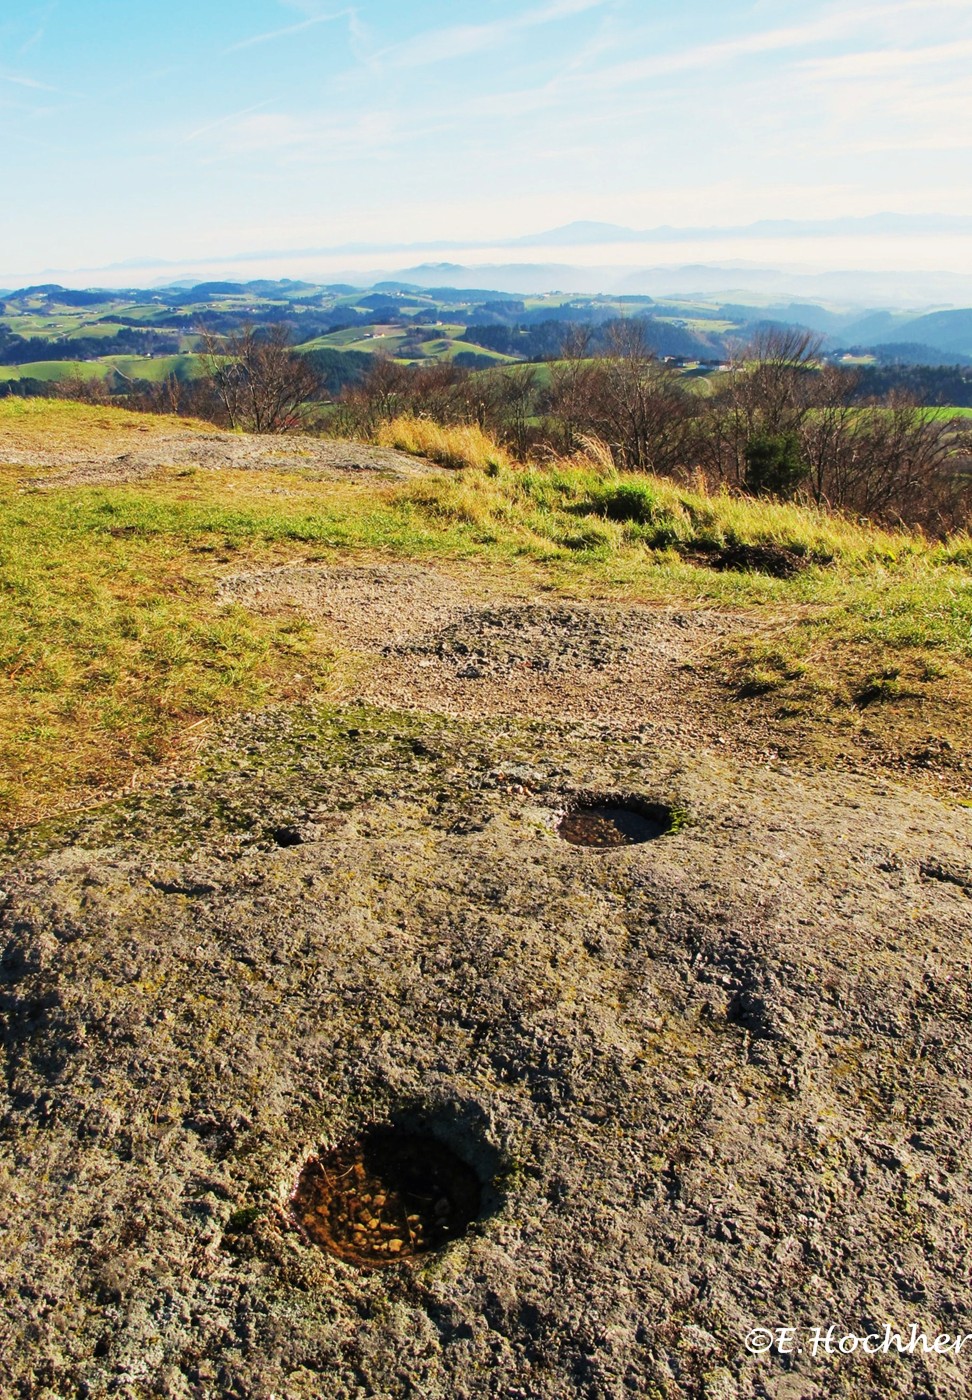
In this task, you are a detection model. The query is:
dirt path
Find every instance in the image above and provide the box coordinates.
[2,422,440,486]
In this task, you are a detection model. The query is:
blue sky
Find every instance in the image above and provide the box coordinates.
[2,0,971,281]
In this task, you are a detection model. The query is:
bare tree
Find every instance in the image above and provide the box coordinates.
[578,321,695,473]
[736,325,822,435]
[407,362,471,424]
[197,322,323,433]
[818,396,966,524]
[698,325,823,488]
[54,368,111,403]
[546,324,597,453]
[494,364,540,459]
[337,353,412,434]
[455,366,509,435]
[799,364,863,506]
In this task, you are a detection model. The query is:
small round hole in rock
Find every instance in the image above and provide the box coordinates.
[557,801,673,848]
[270,826,303,848]
[290,1126,482,1269]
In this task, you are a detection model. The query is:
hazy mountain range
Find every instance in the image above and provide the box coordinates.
[6,213,972,308]
[148,214,972,257]
[362,262,972,309]
[508,215,972,246]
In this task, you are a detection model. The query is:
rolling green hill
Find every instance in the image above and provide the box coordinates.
[2,278,971,411]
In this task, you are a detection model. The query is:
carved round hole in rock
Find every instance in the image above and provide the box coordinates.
[557,800,673,848]
[270,826,303,848]
[290,1125,482,1269]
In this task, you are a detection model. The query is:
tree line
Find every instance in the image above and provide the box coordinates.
[330,323,972,530]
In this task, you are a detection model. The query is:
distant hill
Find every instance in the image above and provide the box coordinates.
[2,276,971,392]
[865,341,972,368]
[876,309,972,358]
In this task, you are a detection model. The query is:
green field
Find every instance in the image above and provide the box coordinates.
[4,316,100,338]
[64,321,149,341]
[0,353,205,384]
[298,324,518,365]
[0,359,109,382]
[658,317,736,333]
[101,353,206,382]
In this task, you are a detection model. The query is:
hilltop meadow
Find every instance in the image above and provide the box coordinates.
[2,394,971,830]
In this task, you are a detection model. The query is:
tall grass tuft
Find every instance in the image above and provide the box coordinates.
[376,415,514,473]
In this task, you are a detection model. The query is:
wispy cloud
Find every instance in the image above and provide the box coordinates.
[799,38,972,80]
[202,104,456,163]
[15,0,56,56]
[785,11,972,156]
[19,27,46,56]
[576,0,972,90]
[370,0,612,71]
[0,69,58,92]
[225,7,355,54]
[185,99,277,143]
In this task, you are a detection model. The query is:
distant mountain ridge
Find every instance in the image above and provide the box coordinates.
[512,214,972,246]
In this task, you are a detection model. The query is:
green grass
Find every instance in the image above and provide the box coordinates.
[400,459,972,639]
[101,353,206,382]
[0,471,344,826]
[0,394,212,444]
[0,353,206,384]
[0,359,109,382]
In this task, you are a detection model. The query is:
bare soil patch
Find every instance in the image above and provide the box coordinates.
[219,561,745,752]
[219,559,972,797]
[710,541,816,578]
[2,426,439,487]
[217,559,494,649]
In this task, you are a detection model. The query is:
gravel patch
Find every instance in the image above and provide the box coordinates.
[5,431,439,488]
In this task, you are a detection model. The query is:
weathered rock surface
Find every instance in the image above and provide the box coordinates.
[9,429,438,488]
[3,700,972,1399]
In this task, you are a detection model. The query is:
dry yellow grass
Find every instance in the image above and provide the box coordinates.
[375,414,515,472]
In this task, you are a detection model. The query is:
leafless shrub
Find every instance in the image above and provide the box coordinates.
[197,322,324,433]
